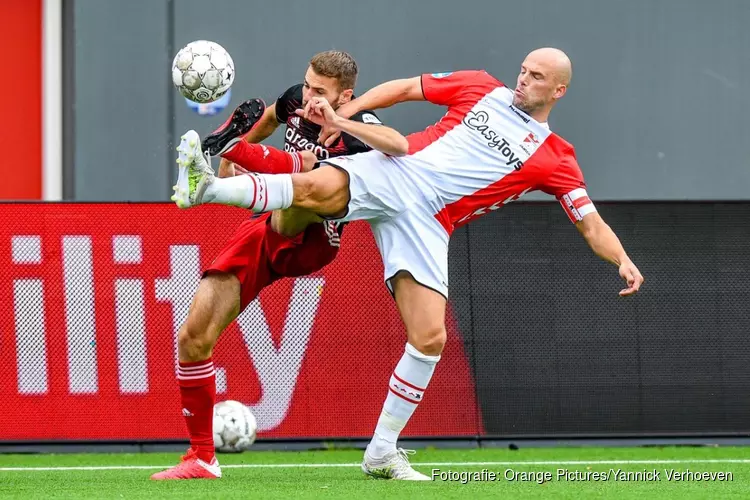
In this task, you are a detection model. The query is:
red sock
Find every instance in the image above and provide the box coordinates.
[177,358,216,462]
[222,142,304,174]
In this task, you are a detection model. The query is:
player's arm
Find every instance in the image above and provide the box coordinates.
[299,97,409,156]
[243,102,280,143]
[319,71,479,145]
[332,116,408,156]
[337,77,425,118]
[545,149,644,296]
[319,78,424,146]
[218,103,280,177]
[575,212,644,296]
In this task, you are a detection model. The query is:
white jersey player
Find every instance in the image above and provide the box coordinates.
[172,47,644,480]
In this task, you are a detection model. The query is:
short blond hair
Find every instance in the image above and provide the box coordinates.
[310,50,358,90]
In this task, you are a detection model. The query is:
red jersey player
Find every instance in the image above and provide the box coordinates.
[152,51,407,480]
[173,48,645,480]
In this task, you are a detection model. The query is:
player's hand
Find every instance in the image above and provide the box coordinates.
[295,97,340,130]
[618,260,644,296]
[319,102,356,146]
[319,126,341,148]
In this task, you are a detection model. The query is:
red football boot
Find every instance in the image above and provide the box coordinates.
[150,448,221,480]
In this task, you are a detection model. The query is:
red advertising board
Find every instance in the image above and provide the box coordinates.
[0,204,482,440]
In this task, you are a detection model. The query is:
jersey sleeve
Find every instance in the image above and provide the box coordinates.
[539,147,598,223]
[421,70,497,107]
[341,109,382,153]
[274,85,300,124]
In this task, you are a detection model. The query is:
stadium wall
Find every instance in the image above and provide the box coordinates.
[1,202,749,444]
[67,0,750,202]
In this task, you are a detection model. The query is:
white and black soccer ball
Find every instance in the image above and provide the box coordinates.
[172,40,235,103]
[212,400,257,453]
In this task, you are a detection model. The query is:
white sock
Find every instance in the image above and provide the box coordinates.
[366,343,440,459]
[203,173,293,211]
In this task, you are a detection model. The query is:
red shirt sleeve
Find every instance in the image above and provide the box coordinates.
[539,146,597,223]
[421,70,500,107]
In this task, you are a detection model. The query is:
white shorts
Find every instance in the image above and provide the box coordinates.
[323,151,449,298]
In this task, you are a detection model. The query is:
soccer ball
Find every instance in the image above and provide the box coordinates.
[172,40,235,103]
[213,400,257,453]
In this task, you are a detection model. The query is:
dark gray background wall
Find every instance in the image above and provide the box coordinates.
[71,0,750,201]
[450,202,750,436]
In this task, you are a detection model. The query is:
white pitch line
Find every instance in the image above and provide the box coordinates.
[2,459,750,472]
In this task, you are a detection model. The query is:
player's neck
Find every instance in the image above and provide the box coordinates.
[530,107,551,124]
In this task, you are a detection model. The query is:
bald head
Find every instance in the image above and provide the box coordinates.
[512,47,572,121]
[525,47,572,86]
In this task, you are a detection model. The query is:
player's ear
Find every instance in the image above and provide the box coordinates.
[338,89,354,105]
[554,84,567,100]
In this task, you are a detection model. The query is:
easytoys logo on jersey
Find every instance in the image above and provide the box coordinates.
[463,110,525,170]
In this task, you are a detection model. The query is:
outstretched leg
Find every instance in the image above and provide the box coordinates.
[201,98,312,176]
[172,130,349,216]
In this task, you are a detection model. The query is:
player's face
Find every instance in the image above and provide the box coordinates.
[302,67,353,110]
[512,58,565,114]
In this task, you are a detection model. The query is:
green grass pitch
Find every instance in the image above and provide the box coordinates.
[1,446,749,499]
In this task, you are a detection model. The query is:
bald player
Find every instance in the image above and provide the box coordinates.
[172,48,645,480]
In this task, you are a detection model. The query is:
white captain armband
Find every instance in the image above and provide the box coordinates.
[560,188,597,223]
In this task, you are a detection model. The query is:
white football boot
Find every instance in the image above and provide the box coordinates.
[361,448,431,481]
[172,130,215,208]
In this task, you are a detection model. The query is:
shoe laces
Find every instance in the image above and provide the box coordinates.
[391,448,418,474]
[180,448,198,462]
[202,150,213,170]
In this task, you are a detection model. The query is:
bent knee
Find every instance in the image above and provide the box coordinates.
[291,166,349,216]
[177,274,240,360]
[291,173,318,206]
[178,322,216,358]
[408,326,447,356]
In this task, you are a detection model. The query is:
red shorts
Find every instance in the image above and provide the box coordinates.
[205,213,340,311]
